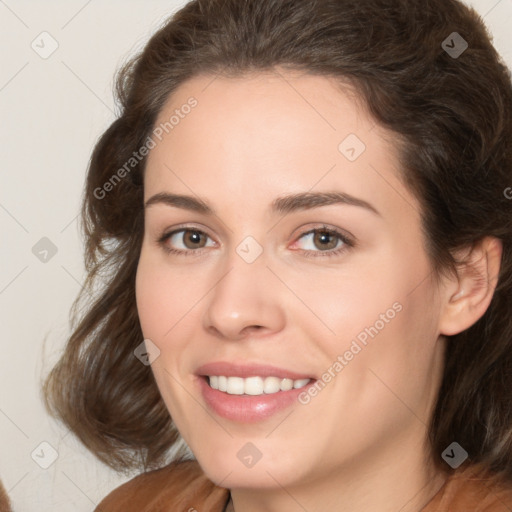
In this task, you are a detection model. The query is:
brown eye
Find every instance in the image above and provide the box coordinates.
[293,226,355,259]
[181,230,208,249]
[312,230,339,251]
[159,228,215,255]
[297,228,347,252]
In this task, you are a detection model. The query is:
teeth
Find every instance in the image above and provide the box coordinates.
[207,375,311,395]
[218,376,227,392]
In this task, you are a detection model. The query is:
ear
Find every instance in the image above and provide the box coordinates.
[438,236,503,336]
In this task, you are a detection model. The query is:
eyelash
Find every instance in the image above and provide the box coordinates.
[157,224,355,259]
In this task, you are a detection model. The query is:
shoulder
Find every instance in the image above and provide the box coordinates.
[423,463,512,512]
[95,459,230,512]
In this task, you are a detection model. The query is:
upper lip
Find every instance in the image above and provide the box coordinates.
[196,361,316,380]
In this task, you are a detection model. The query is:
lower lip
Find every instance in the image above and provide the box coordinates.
[197,376,315,423]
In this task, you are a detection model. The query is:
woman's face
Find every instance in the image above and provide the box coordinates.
[136,70,447,489]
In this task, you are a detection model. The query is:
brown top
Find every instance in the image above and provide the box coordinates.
[0,479,12,512]
[95,460,512,512]
[95,460,229,512]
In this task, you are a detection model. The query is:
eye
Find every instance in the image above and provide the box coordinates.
[158,227,215,256]
[292,226,355,258]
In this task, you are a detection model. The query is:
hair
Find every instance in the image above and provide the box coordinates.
[43,0,512,480]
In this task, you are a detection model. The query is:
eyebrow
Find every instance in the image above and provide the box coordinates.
[144,191,381,217]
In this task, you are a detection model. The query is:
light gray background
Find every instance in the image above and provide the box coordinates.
[1,1,511,510]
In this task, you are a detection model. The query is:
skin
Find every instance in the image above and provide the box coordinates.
[135,69,502,512]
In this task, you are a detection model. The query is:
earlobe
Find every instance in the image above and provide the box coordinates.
[438,237,503,336]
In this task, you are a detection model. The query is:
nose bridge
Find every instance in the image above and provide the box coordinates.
[202,239,285,339]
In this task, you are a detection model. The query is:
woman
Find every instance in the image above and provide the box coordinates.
[44,0,512,510]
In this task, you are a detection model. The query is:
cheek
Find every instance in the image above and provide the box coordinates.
[135,255,167,339]
[135,250,203,341]
[320,248,439,381]
[337,273,442,424]
[305,263,403,349]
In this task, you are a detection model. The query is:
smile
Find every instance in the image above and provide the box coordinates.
[207,375,312,395]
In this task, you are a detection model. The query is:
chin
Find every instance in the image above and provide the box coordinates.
[195,446,311,490]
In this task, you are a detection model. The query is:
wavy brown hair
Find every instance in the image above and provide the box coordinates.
[43,0,512,478]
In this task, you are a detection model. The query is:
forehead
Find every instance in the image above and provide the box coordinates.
[144,70,419,220]
[152,70,375,155]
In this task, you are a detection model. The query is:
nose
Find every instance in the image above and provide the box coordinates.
[202,251,286,341]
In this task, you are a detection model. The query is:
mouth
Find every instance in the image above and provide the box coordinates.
[195,361,317,422]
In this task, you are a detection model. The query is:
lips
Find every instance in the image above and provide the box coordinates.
[195,361,317,422]
[195,361,316,380]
